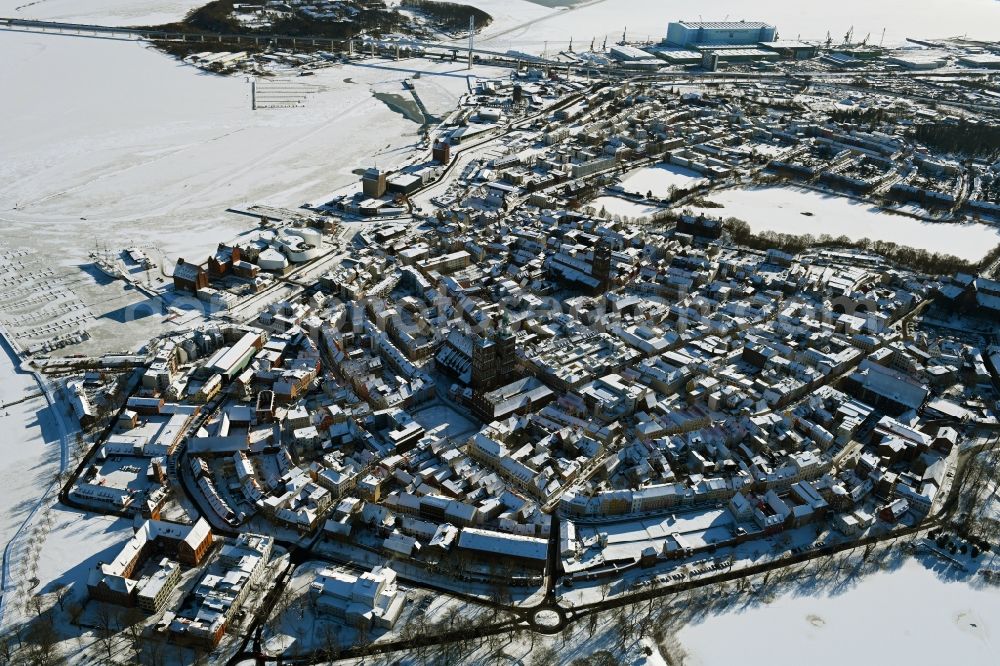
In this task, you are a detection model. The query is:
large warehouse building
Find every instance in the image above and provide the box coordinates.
[666,20,777,47]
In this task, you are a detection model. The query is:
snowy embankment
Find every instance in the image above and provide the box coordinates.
[0,330,68,628]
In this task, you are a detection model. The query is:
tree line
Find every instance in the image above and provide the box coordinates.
[911,120,1000,159]
[827,107,899,125]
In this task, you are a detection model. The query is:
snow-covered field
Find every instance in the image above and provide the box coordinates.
[465,0,1000,51]
[0,28,504,262]
[31,506,132,604]
[678,557,1000,666]
[620,164,705,198]
[687,186,1000,262]
[589,196,662,219]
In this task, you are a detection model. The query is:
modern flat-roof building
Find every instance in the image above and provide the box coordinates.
[666,20,777,47]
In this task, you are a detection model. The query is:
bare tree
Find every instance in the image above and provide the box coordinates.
[532,645,559,666]
[122,607,146,658]
[355,621,371,651]
[612,605,634,655]
[52,584,71,613]
[67,603,84,626]
[27,594,45,618]
[0,632,17,665]
[138,639,166,666]
[320,624,341,663]
[587,611,599,638]
[93,604,120,663]
[24,611,63,666]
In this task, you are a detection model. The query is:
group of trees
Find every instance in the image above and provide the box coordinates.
[156,0,490,41]
[1,609,62,666]
[401,0,492,31]
[827,107,899,126]
[956,446,1000,546]
[172,0,403,39]
[911,120,1000,159]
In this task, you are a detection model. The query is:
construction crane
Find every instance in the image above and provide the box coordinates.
[844,25,854,46]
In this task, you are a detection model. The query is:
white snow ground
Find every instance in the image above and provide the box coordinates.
[686,186,1000,262]
[619,164,705,198]
[588,196,662,219]
[31,507,132,609]
[678,557,1000,666]
[0,30,406,265]
[0,27,506,354]
[0,0,204,26]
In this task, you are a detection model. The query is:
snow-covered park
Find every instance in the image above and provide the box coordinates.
[687,187,1000,262]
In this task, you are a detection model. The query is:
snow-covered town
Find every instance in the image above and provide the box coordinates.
[2,1,1000,665]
